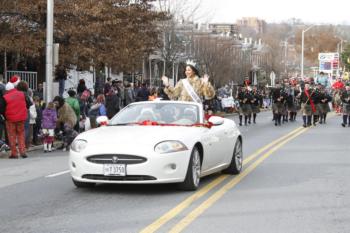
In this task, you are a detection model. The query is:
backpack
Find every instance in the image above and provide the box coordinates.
[80,90,90,101]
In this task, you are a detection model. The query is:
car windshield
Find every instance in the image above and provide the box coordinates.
[109,102,201,126]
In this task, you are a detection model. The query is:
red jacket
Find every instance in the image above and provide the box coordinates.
[3,89,28,122]
[332,81,345,90]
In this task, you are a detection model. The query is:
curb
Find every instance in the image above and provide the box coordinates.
[0,142,62,158]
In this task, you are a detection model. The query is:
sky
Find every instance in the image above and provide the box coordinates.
[196,0,350,25]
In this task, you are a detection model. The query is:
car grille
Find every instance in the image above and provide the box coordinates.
[87,154,147,165]
[82,174,156,181]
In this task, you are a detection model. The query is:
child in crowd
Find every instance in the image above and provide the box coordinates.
[148,87,158,101]
[41,102,57,153]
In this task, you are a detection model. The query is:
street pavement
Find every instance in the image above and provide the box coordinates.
[0,111,349,233]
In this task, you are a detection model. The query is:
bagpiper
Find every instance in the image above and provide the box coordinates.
[281,82,290,123]
[250,86,262,124]
[271,83,287,126]
[236,85,252,126]
[299,83,316,127]
[340,84,350,127]
[286,84,300,122]
[318,85,332,124]
[312,84,322,125]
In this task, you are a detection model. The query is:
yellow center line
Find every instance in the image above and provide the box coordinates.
[243,126,303,165]
[140,126,304,233]
[168,127,309,233]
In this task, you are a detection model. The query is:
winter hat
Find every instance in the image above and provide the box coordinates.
[5,82,14,91]
[10,75,20,86]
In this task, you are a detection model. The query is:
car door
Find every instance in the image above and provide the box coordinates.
[200,125,226,172]
[219,120,238,164]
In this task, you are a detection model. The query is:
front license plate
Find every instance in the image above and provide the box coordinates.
[103,164,126,176]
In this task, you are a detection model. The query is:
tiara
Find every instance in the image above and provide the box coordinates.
[186,59,196,67]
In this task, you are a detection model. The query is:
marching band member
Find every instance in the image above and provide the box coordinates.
[250,86,262,124]
[236,86,252,126]
[340,84,350,127]
[299,83,316,127]
[271,83,285,126]
[318,86,332,124]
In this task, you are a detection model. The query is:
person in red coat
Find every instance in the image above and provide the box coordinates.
[2,83,32,158]
[332,78,345,114]
[332,78,345,90]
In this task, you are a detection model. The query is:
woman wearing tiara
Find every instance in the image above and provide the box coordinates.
[161,60,215,103]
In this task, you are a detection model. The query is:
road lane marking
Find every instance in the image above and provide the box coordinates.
[168,127,309,233]
[46,170,70,178]
[140,126,304,233]
[242,126,303,166]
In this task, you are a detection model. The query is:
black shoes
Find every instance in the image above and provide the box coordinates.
[9,154,27,159]
[341,123,346,127]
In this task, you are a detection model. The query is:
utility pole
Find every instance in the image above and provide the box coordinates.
[284,41,288,74]
[301,25,315,79]
[45,0,54,103]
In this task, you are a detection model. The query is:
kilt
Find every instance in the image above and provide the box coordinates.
[343,103,350,115]
[251,105,260,114]
[239,104,252,116]
[301,103,312,116]
[281,104,288,115]
[313,104,322,115]
[287,102,298,112]
[319,103,330,114]
[272,102,284,114]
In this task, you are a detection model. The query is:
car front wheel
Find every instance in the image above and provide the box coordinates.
[223,139,243,174]
[178,147,201,191]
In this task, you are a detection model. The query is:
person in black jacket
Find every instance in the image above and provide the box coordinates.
[0,84,9,151]
[77,79,87,96]
[136,83,150,102]
[299,84,316,127]
[311,86,321,125]
[236,86,253,126]
[0,76,6,143]
[318,86,332,124]
[105,88,120,119]
[271,84,285,126]
[55,65,67,97]
[250,86,262,124]
[340,84,350,127]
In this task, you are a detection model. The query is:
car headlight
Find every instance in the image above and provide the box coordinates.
[71,139,87,152]
[155,141,188,154]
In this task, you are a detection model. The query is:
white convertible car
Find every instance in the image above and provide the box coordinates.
[70,101,242,190]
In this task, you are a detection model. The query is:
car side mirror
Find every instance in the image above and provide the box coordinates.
[208,116,224,126]
[96,116,109,126]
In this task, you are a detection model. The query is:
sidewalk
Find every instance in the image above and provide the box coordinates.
[0,142,62,159]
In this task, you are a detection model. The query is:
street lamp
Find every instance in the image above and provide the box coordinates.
[301,25,315,79]
[45,0,54,103]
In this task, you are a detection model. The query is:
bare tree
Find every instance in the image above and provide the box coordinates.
[157,0,205,22]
